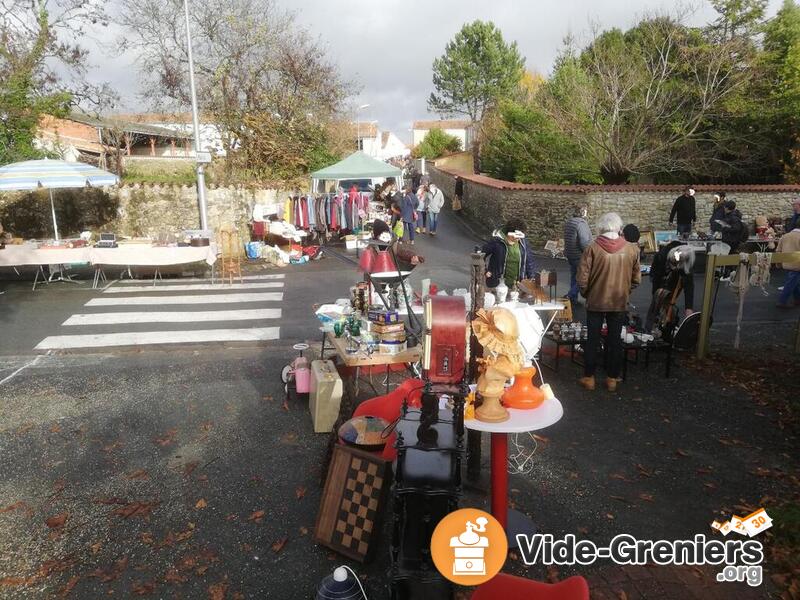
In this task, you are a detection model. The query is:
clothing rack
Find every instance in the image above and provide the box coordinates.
[281,191,374,235]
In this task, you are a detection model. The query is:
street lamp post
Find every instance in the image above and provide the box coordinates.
[356,103,370,151]
[183,0,209,231]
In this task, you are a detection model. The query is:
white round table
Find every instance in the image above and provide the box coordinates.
[464,397,564,542]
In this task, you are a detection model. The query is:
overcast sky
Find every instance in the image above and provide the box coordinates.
[91,0,784,144]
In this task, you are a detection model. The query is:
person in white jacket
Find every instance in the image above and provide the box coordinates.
[426,183,445,235]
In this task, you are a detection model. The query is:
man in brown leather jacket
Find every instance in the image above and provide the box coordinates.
[576,212,641,392]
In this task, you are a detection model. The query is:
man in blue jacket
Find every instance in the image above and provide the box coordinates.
[564,205,592,302]
[482,219,536,290]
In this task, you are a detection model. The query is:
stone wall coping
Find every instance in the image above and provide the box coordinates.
[431,165,800,193]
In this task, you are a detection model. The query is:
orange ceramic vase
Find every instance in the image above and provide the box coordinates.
[503,366,545,409]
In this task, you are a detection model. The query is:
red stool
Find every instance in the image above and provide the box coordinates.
[350,378,425,461]
[471,574,589,600]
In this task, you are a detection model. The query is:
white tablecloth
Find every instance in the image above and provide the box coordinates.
[90,244,218,267]
[0,246,90,266]
[0,244,218,268]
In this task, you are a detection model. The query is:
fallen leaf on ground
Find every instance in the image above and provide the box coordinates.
[59,575,79,597]
[49,424,61,434]
[0,576,31,587]
[617,591,628,600]
[88,557,129,583]
[208,580,228,600]
[164,569,187,584]
[281,399,289,411]
[199,421,213,432]
[299,526,309,536]
[635,464,652,477]
[248,510,265,523]
[225,514,237,522]
[577,526,589,534]
[16,423,34,435]
[183,461,199,477]
[175,523,195,542]
[132,580,156,595]
[0,501,33,516]
[262,395,273,402]
[271,537,288,553]
[111,501,159,519]
[609,473,629,482]
[696,467,714,475]
[532,434,549,443]
[140,532,154,545]
[280,432,298,444]
[675,449,689,458]
[102,441,122,453]
[196,566,209,576]
[295,486,306,500]
[90,541,103,554]
[639,493,655,502]
[610,496,630,504]
[195,498,207,510]
[154,429,178,447]
[606,513,615,520]
[46,512,68,530]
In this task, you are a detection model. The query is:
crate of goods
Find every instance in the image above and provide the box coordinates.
[309,360,343,433]
[345,235,358,250]
[371,322,406,335]
[379,341,407,355]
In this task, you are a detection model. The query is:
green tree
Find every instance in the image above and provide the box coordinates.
[428,20,524,172]
[482,98,601,184]
[1,1,114,164]
[412,128,462,160]
[761,0,800,180]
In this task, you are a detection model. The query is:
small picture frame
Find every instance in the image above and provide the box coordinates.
[654,230,678,246]
[640,229,657,254]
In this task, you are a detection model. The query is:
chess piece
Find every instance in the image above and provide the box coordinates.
[471,308,524,423]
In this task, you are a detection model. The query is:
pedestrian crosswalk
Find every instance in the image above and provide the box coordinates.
[34,274,286,351]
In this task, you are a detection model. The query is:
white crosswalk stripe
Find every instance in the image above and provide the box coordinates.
[62,309,282,326]
[103,282,284,293]
[35,328,280,350]
[87,292,283,306]
[35,273,287,351]
[113,273,285,284]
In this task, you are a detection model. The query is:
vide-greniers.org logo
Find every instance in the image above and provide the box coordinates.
[516,534,764,587]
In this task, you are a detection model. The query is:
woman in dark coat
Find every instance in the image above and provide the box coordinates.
[481,219,536,289]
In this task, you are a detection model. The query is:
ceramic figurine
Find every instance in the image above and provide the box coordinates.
[471,308,524,423]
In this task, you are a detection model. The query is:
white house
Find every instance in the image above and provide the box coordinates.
[355,123,409,160]
[412,119,474,152]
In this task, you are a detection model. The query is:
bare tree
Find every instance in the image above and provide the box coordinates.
[117,0,350,181]
[0,0,116,107]
[540,16,749,183]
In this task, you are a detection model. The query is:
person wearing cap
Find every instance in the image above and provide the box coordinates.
[576,212,641,392]
[789,198,800,232]
[669,186,697,237]
[710,192,727,233]
[482,219,536,291]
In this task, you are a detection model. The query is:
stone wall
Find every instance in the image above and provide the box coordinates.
[0,184,286,238]
[428,166,800,246]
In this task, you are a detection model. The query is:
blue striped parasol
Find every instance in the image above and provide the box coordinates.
[0,158,120,240]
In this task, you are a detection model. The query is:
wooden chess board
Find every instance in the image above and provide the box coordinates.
[315,445,391,562]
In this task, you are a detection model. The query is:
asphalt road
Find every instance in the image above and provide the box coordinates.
[0,210,797,599]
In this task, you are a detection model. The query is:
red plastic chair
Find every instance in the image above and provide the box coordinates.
[350,377,425,461]
[470,574,589,600]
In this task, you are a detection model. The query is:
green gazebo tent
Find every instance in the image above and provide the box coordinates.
[310,151,402,190]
